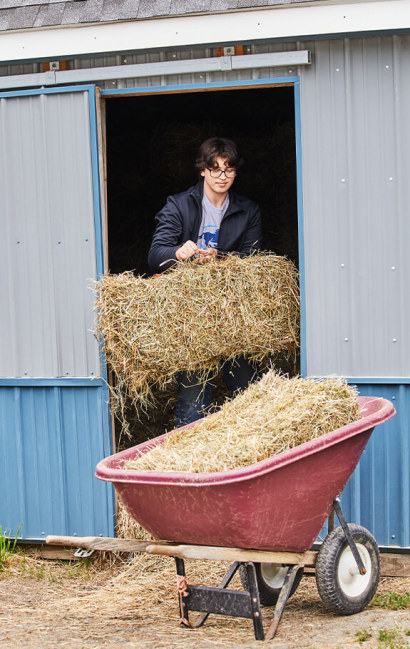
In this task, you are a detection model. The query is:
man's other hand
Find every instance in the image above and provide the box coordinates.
[175,240,200,261]
[196,248,218,264]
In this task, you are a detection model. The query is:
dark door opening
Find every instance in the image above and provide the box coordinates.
[105,85,299,447]
[106,85,298,276]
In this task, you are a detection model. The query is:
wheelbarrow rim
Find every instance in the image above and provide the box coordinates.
[95,396,395,487]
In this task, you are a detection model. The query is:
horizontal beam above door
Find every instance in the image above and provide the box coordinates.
[0,50,310,91]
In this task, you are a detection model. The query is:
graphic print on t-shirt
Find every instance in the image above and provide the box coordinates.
[199,224,219,249]
[197,192,229,250]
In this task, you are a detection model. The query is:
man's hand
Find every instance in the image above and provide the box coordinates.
[176,242,218,264]
[175,240,200,261]
[196,248,218,264]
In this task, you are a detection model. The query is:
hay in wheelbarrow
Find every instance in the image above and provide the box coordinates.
[124,372,360,474]
[95,253,299,411]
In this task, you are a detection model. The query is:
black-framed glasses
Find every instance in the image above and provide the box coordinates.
[207,167,237,178]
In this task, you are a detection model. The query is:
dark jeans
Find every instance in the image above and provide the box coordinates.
[174,356,256,428]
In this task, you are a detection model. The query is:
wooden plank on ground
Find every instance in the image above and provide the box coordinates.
[380,552,410,577]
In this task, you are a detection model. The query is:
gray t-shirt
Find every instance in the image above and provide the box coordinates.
[197,192,229,250]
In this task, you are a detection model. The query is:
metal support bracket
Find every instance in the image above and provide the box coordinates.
[174,558,264,640]
[333,498,366,574]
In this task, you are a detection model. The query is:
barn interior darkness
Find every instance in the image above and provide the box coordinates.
[106,85,298,276]
[105,86,299,446]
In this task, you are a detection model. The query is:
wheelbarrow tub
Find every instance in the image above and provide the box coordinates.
[95,396,395,552]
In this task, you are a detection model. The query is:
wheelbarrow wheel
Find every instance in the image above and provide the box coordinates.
[239,562,304,606]
[315,524,380,615]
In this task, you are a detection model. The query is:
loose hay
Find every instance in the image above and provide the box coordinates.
[124,372,360,474]
[95,253,299,411]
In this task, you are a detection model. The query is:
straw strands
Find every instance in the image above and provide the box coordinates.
[95,253,299,410]
[124,372,360,474]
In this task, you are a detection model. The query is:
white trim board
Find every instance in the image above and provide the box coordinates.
[0,1,410,64]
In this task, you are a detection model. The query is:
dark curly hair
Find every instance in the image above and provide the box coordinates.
[195,137,243,172]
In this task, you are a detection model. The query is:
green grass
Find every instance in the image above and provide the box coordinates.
[355,628,372,642]
[0,525,22,570]
[378,627,409,649]
[370,592,410,610]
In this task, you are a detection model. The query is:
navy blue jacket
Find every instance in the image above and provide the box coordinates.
[148,181,262,272]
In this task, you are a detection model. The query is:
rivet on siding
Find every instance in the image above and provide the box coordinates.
[90,372,94,376]
[336,68,340,72]
[392,396,396,400]
[341,178,346,183]
[17,240,20,244]
[288,69,293,74]
[41,532,45,536]
[385,65,390,69]
[344,338,349,342]
[391,266,396,270]
[340,263,345,268]
[388,177,393,181]
[66,371,70,375]
[85,238,89,242]
[73,532,77,536]
[58,240,61,244]
[24,372,28,375]
[172,53,176,58]
[391,534,396,538]
[392,338,397,342]
[199,75,204,79]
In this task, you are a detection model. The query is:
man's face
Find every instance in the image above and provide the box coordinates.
[201,156,236,196]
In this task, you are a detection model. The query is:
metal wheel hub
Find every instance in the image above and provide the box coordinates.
[337,543,372,597]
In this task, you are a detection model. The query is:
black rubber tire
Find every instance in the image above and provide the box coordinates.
[315,524,380,615]
[239,562,304,606]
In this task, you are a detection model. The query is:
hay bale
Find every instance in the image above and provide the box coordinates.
[124,373,360,474]
[95,253,299,409]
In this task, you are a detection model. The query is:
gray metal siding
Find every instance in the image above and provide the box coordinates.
[300,36,410,378]
[0,90,100,378]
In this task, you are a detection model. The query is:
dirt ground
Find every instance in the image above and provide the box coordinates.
[0,553,409,649]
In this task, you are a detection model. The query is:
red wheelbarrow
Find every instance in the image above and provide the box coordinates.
[48,396,395,641]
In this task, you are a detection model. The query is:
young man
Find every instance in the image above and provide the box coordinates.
[148,137,262,426]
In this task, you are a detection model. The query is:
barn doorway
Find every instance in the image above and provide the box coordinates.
[105,85,298,274]
[104,84,300,447]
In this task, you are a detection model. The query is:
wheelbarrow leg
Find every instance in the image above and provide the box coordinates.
[245,562,265,640]
[265,565,304,641]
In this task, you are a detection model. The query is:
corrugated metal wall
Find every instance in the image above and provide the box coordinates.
[0,90,100,378]
[300,35,410,378]
[0,87,114,539]
[0,383,113,538]
[341,383,409,547]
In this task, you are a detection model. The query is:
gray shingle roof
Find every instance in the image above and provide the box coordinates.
[0,0,319,32]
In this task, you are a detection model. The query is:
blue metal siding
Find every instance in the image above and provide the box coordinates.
[0,384,114,539]
[339,383,409,547]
